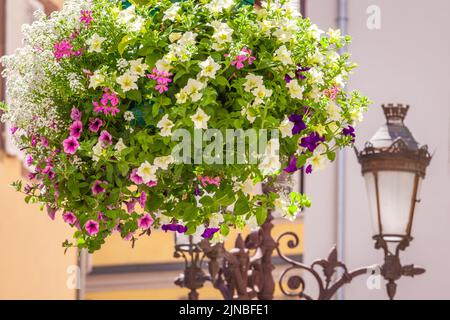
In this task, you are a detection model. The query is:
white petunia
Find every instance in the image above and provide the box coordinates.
[157,114,174,137]
[163,3,180,22]
[239,178,258,199]
[92,141,103,162]
[308,68,324,85]
[211,21,234,46]
[286,79,304,99]
[274,45,294,66]
[129,58,148,77]
[244,73,264,92]
[169,32,182,43]
[198,57,221,79]
[114,138,127,153]
[309,24,324,40]
[327,28,341,41]
[86,33,106,53]
[154,155,174,170]
[184,78,205,102]
[306,146,329,172]
[206,0,234,13]
[252,85,273,105]
[279,115,294,138]
[326,101,342,121]
[209,212,225,228]
[116,72,139,92]
[178,32,197,46]
[137,161,158,184]
[156,58,172,72]
[89,70,105,89]
[175,89,189,104]
[190,108,210,130]
[259,155,281,176]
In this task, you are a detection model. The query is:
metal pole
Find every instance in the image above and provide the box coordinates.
[336,0,348,301]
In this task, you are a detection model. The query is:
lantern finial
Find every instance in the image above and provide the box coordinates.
[382,103,410,124]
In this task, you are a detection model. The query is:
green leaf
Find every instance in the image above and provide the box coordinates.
[214,75,228,87]
[234,197,250,215]
[68,177,80,197]
[183,204,198,222]
[127,90,142,103]
[255,207,267,225]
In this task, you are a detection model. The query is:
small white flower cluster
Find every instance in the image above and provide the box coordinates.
[137,155,174,183]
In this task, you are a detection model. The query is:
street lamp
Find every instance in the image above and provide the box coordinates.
[357,103,431,243]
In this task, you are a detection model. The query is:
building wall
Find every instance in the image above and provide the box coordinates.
[306,0,450,299]
[0,0,77,300]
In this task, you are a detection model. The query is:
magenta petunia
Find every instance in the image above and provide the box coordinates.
[46,205,57,220]
[69,121,83,139]
[99,130,113,146]
[26,154,33,167]
[40,136,49,148]
[130,168,144,185]
[89,118,103,133]
[138,213,154,230]
[71,107,82,121]
[62,211,77,225]
[92,180,106,195]
[85,220,99,236]
[147,180,157,188]
[63,136,79,155]
[126,199,137,214]
[139,191,147,208]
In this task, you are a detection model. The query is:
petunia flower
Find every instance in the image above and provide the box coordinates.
[201,227,220,239]
[62,211,77,225]
[161,223,188,234]
[305,164,313,174]
[284,155,298,173]
[342,125,356,142]
[46,205,57,220]
[138,213,154,230]
[300,132,325,153]
[126,199,137,214]
[85,220,99,236]
[26,154,33,167]
[130,168,144,185]
[289,114,306,135]
[99,130,112,146]
[63,136,80,155]
[69,121,83,139]
[89,118,103,133]
[139,191,147,208]
[71,107,82,121]
[92,180,106,195]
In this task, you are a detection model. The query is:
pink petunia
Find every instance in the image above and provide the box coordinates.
[138,213,154,230]
[71,107,82,121]
[126,199,137,214]
[85,220,99,236]
[62,211,77,225]
[99,130,112,146]
[63,136,79,155]
[89,118,103,133]
[40,136,49,148]
[46,205,57,220]
[25,154,33,167]
[92,180,106,195]
[130,168,144,185]
[139,191,147,208]
[147,180,158,188]
[69,121,83,139]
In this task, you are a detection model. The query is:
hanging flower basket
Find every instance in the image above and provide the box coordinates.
[0,0,369,253]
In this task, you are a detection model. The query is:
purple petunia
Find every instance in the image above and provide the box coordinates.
[138,213,154,230]
[300,132,325,153]
[201,227,220,239]
[161,223,188,234]
[305,164,313,174]
[92,180,106,195]
[89,118,103,133]
[85,220,99,236]
[289,114,306,135]
[342,125,356,142]
[284,155,298,173]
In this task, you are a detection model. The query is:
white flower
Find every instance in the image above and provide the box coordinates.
[286,79,304,99]
[350,107,364,122]
[163,3,180,22]
[129,58,148,77]
[116,72,139,92]
[279,115,294,138]
[206,0,234,13]
[239,178,258,199]
[274,45,293,66]
[89,70,105,89]
[157,114,174,137]
[184,78,205,102]
[308,85,322,102]
[246,215,259,231]
[259,155,281,176]
[169,32,182,43]
[137,161,158,184]
[244,73,264,92]
[190,108,210,130]
[306,147,329,172]
[327,28,341,41]
[117,58,129,71]
[241,106,257,123]
[198,57,220,79]
[155,58,172,72]
[326,101,342,121]
[334,74,345,87]
[178,32,197,46]
[211,21,234,46]
[92,141,103,162]
[124,111,135,122]
[86,34,106,53]
[211,232,226,245]
[273,18,299,43]
[252,85,273,105]
[209,212,224,228]
[274,197,297,222]
[309,24,324,40]
[309,68,324,85]
[114,138,127,153]
[154,155,174,170]
[175,89,189,104]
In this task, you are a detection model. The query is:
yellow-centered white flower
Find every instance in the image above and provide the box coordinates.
[163,3,180,22]
[244,73,264,92]
[129,58,148,77]
[184,78,205,102]
[279,115,294,138]
[89,70,105,89]
[114,138,127,153]
[157,114,175,137]
[190,108,210,130]
[154,155,174,170]
[286,79,304,99]
[137,161,158,184]
[198,57,221,79]
[116,72,139,92]
[87,33,106,53]
[274,45,294,66]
